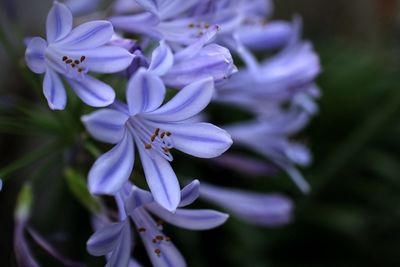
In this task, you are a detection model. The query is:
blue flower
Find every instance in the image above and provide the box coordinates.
[25,2,133,109]
[87,180,228,267]
[82,69,232,211]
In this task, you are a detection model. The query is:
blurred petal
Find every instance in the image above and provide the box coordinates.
[127,68,165,116]
[148,41,173,76]
[87,221,125,256]
[179,180,200,207]
[138,145,180,212]
[14,220,39,267]
[144,78,214,122]
[200,183,293,227]
[106,221,132,267]
[148,205,229,230]
[66,46,133,73]
[67,75,115,107]
[43,68,67,110]
[81,109,129,144]
[57,21,113,50]
[46,2,72,43]
[89,132,134,195]
[157,122,232,158]
[25,37,47,74]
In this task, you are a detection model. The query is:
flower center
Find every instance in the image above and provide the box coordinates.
[61,55,88,76]
[128,117,174,161]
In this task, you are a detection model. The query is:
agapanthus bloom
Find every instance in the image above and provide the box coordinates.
[87,180,228,267]
[25,2,133,109]
[82,68,232,211]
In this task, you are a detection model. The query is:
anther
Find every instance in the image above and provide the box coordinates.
[74,60,80,65]
[160,132,166,139]
[138,227,146,233]
[166,131,171,136]
[78,68,84,73]
[157,220,164,226]
[163,147,170,153]
[154,128,160,136]
[80,56,86,62]
[152,238,157,243]
[151,135,156,142]
[165,236,171,242]
[145,144,152,149]
[65,59,73,64]
[156,235,164,241]
[154,248,161,257]
[71,63,76,68]
[62,56,68,61]
[188,23,195,28]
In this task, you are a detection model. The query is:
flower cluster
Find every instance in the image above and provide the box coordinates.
[23,0,320,266]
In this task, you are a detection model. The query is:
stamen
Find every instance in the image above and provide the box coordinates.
[145,143,152,149]
[157,220,164,226]
[65,59,73,64]
[80,56,86,62]
[77,68,84,73]
[74,60,80,65]
[160,132,166,139]
[62,56,68,61]
[156,235,164,241]
[71,63,76,68]
[151,135,156,142]
[154,128,160,136]
[165,236,171,242]
[152,238,157,243]
[166,131,171,136]
[162,147,170,153]
[138,227,146,233]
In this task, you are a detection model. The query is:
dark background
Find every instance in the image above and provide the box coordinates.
[1,0,400,266]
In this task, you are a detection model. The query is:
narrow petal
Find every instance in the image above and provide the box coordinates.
[88,132,134,195]
[67,75,115,107]
[87,221,125,256]
[157,122,232,158]
[126,68,165,116]
[147,205,229,230]
[125,186,154,214]
[131,209,186,267]
[179,180,200,207]
[65,46,134,73]
[57,21,113,50]
[81,109,129,144]
[148,41,173,76]
[46,2,72,43]
[25,37,47,74]
[43,69,67,110]
[144,78,214,122]
[200,183,294,227]
[137,144,180,212]
[106,221,132,267]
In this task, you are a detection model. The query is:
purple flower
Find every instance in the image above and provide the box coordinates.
[25,2,133,109]
[87,181,228,267]
[200,182,293,227]
[225,107,312,193]
[82,69,232,211]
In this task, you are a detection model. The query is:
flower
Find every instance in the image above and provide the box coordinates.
[82,68,232,211]
[87,180,229,267]
[25,2,133,110]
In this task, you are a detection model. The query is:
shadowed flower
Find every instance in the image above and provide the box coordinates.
[25,2,133,110]
[82,69,232,211]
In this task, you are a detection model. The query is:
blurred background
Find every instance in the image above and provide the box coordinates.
[1,0,400,266]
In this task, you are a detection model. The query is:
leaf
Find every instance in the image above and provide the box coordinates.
[64,168,101,214]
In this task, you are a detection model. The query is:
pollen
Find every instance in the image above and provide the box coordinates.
[154,248,161,257]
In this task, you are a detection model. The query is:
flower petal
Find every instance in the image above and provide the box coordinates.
[144,77,214,122]
[106,221,132,267]
[126,68,165,116]
[88,132,134,195]
[137,144,180,212]
[57,21,113,50]
[147,205,229,230]
[43,68,67,110]
[200,183,294,227]
[86,221,125,256]
[179,180,200,207]
[131,209,186,267]
[67,75,115,107]
[148,41,173,76]
[81,109,129,144]
[157,122,232,158]
[25,37,47,74]
[65,46,134,73]
[46,2,72,43]
[125,186,154,214]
